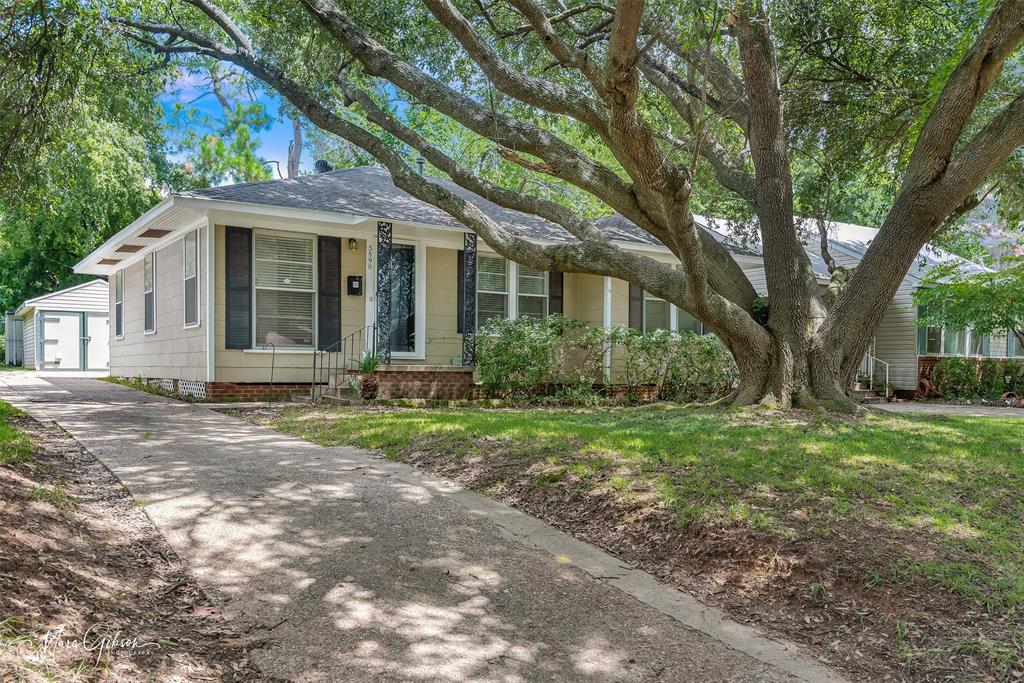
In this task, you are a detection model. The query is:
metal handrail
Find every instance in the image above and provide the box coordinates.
[860,353,890,393]
[311,325,379,402]
[262,342,276,404]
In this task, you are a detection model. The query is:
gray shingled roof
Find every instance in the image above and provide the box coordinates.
[182,165,753,254]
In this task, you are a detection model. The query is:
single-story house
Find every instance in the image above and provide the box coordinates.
[8,280,110,372]
[72,165,1012,401]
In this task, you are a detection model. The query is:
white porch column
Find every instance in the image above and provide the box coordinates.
[603,276,612,382]
[205,217,215,382]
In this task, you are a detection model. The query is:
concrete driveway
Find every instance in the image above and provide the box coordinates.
[874,401,1024,418]
[0,374,843,682]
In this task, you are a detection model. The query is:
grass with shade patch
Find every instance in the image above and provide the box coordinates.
[246,403,1024,680]
[0,400,32,466]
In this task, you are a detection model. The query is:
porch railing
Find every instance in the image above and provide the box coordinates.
[857,353,890,393]
[311,325,379,402]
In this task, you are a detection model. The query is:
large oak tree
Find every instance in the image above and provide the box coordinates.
[115,0,1024,410]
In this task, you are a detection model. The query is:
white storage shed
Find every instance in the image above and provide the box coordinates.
[15,280,109,372]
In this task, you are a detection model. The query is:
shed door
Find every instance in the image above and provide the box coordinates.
[41,313,82,370]
[85,314,109,371]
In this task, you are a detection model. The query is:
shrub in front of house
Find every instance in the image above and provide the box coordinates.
[661,333,739,402]
[477,316,737,403]
[477,315,604,400]
[931,357,1024,399]
[608,327,737,402]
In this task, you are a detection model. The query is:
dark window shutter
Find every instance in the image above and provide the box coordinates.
[317,236,342,350]
[224,226,252,349]
[628,282,643,330]
[457,249,465,333]
[548,271,563,315]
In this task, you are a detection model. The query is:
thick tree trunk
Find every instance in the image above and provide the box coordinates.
[729,330,861,412]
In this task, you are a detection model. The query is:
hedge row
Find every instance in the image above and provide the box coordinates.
[476,315,737,403]
[931,357,1024,400]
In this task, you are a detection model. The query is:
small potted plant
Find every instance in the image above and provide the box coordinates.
[357,351,381,400]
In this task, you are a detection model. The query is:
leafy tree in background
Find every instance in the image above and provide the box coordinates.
[914,260,1024,351]
[166,64,274,184]
[113,0,1024,410]
[0,0,175,315]
[0,114,163,314]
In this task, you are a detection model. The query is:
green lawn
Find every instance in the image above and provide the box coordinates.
[269,404,1024,616]
[0,399,32,466]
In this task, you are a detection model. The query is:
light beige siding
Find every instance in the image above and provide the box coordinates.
[341,238,368,340]
[424,247,461,365]
[573,274,605,327]
[109,228,207,380]
[215,226,371,382]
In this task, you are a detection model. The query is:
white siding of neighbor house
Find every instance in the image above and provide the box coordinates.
[28,280,109,313]
[872,280,919,390]
[108,229,207,381]
[741,266,769,295]
[22,312,36,369]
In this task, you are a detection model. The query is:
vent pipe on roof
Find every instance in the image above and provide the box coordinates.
[314,159,334,174]
[415,156,425,175]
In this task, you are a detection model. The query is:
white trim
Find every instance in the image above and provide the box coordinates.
[143,252,156,335]
[507,261,519,319]
[72,198,177,273]
[205,221,215,381]
[602,276,612,382]
[365,239,375,353]
[175,195,367,226]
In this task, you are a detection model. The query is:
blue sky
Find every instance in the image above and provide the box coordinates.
[161,69,313,177]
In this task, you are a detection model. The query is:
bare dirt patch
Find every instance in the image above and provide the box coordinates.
[0,414,274,681]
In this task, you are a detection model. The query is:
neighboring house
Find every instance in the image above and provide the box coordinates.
[73,166,1003,401]
[10,280,110,372]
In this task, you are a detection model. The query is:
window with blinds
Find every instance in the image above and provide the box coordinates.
[144,253,156,333]
[517,265,548,318]
[643,292,670,332]
[917,306,989,356]
[114,270,124,338]
[184,230,199,327]
[477,255,508,328]
[678,311,704,335]
[254,231,315,347]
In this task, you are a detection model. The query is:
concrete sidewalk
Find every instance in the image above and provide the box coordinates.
[0,375,844,682]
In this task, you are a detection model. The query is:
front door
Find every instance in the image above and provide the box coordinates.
[85,314,109,370]
[40,312,82,370]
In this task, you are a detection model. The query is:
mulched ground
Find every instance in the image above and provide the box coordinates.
[0,414,275,682]
[235,405,1024,683]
